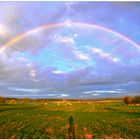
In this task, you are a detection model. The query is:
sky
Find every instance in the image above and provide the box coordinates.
[0,1,140,98]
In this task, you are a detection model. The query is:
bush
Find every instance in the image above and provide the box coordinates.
[23,97,30,103]
[123,96,133,105]
[0,96,5,103]
[133,96,140,104]
[124,96,140,105]
[8,99,17,104]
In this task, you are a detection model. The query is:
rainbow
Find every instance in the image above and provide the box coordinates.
[1,21,140,50]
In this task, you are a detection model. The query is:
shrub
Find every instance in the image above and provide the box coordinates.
[0,96,5,103]
[123,96,133,105]
[124,96,140,105]
[133,96,140,104]
[8,99,17,104]
[23,97,30,103]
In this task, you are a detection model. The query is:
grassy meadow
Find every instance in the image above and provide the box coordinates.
[0,98,140,139]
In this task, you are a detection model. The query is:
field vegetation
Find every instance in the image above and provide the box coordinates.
[0,96,140,139]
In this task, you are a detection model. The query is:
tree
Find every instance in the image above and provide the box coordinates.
[68,115,75,139]
[123,96,133,105]
[0,96,5,103]
[23,97,30,104]
[133,96,140,104]
[8,99,17,104]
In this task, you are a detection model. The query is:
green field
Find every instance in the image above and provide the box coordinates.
[0,99,140,139]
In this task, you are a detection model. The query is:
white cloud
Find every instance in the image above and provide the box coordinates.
[117,89,125,91]
[91,48,119,63]
[64,19,73,27]
[55,35,75,44]
[45,93,69,97]
[30,70,37,78]
[83,90,124,94]
[54,34,90,61]
[46,94,57,97]
[92,94,99,96]
[94,90,123,93]
[83,91,94,94]
[0,4,23,47]
[73,33,78,38]
[52,70,65,74]
[0,24,9,37]
[60,94,69,97]
[17,57,29,63]
[0,82,8,85]
[75,51,89,60]
[8,87,42,93]
[27,63,37,78]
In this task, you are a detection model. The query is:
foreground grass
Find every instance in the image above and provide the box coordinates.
[0,100,140,139]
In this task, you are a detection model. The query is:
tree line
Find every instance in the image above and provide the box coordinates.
[124,96,140,105]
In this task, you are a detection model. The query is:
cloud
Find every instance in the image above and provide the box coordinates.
[0,4,24,46]
[30,70,37,78]
[0,53,31,81]
[45,93,69,97]
[66,61,140,87]
[0,3,68,56]
[90,48,119,63]
[52,70,65,74]
[75,51,89,60]
[54,34,90,61]
[55,35,75,44]
[93,90,123,93]
[0,82,8,86]
[60,94,69,97]
[0,2,140,98]
[8,87,42,93]
[66,66,119,87]
[83,91,94,94]
[83,90,123,94]
[0,24,9,37]
[92,94,99,96]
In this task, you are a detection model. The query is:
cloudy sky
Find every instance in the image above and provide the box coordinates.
[0,2,140,98]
